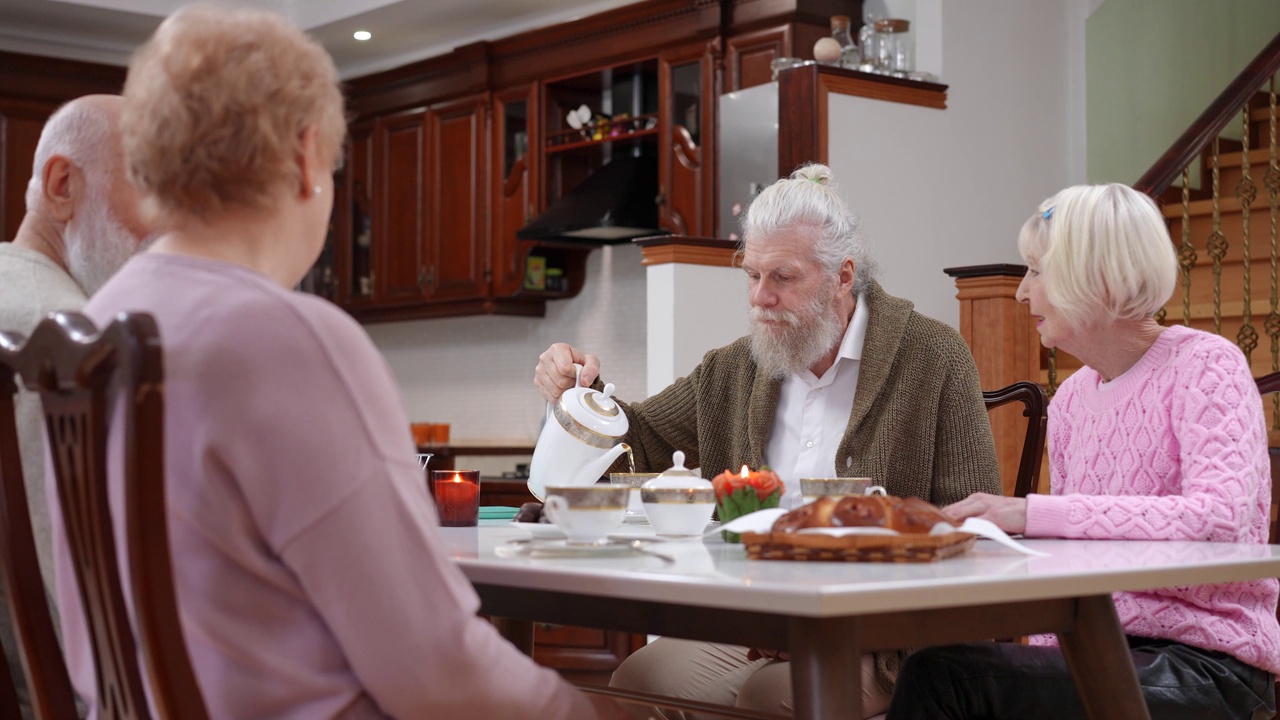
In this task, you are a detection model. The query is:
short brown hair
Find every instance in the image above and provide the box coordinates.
[122,4,346,222]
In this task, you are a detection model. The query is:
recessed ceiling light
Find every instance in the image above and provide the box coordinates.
[354,30,371,41]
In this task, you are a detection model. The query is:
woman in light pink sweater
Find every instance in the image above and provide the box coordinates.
[886,184,1279,720]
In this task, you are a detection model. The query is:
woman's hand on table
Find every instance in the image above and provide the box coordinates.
[534,342,601,402]
[944,493,1028,535]
[746,648,790,662]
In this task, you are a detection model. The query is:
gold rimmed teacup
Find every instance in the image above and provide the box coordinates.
[544,485,630,544]
[799,477,873,504]
[610,473,659,519]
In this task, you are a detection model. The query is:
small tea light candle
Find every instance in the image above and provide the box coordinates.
[431,470,480,527]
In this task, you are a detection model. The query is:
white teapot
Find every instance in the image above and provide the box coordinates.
[528,363,631,501]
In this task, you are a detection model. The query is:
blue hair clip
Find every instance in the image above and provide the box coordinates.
[1042,206,1055,220]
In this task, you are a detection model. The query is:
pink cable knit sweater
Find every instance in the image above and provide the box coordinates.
[1024,324,1280,675]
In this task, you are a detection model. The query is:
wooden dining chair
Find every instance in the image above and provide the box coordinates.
[0,312,208,720]
[983,381,1049,499]
[0,633,26,720]
[0,325,80,719]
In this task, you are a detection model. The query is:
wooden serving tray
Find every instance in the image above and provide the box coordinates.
[740,530,976,563]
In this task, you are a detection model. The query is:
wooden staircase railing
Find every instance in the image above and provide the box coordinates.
[1045,32,1280,419]
[1134,32,1280,197]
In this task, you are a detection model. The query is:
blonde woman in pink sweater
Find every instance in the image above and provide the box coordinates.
[886,184,1280,720]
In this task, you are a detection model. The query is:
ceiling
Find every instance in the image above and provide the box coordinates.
[0,0,637,79]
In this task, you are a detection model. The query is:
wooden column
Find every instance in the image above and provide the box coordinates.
[945,264,1042,496]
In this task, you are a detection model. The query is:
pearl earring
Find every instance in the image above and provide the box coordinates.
[313,185,322,196]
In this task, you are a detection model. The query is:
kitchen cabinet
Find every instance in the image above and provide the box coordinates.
[658,44,715,236]
[325,100,494,320]
[306,0,851,322]
[490,85,538,298]
[428,94,488,302]
[378,107,431,305]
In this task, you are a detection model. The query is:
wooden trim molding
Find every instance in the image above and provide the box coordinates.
[945,263,1027,279]
[633,235,739,266]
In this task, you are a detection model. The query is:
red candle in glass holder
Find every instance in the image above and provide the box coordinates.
[431,470,480,527]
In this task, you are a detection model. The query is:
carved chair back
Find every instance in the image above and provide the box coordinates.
[0,312,207,720]
[982,381,1048,499]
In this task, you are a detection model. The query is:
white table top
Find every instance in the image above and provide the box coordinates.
[444,523,1280,617]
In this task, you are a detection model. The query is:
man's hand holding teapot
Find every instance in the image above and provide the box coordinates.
[535,342,602,402]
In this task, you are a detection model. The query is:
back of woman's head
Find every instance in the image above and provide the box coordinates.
[1018,183,1176,327]
[742,163,877,295]
[122,4,346,222]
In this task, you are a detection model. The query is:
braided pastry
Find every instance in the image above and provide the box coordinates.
[772,495,952,535]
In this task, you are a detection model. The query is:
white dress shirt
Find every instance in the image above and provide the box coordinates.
[764,293,869,509]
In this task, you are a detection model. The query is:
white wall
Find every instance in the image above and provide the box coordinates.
[646,263,749,395]
[1085,0,1280,185]
[366,243,648,447]
[826,0,1086,327]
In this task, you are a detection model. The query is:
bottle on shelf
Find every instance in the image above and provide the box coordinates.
[873,18,913,77]
[858,14,880,73]
[829,15,859,70]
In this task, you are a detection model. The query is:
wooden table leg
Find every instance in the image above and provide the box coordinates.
[491,617,535,656]
[789,616,861,719]
[1058,595,1151,720]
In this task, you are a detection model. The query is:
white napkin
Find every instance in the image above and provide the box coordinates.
[711,509,1048,557]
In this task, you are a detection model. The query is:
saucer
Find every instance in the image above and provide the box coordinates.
[510,521,566,539]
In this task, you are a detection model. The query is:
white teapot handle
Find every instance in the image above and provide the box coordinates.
[547,363,588,422]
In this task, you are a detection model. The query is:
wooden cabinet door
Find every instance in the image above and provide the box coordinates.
[375,108,430,305]
[725,26,790,92]
[342,121,376,306]
[427,94,487,301]
[658,44,715,237]
[490,85,538,298]
[0,100,55,244]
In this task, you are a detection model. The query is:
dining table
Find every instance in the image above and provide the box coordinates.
[440,523,1280,719]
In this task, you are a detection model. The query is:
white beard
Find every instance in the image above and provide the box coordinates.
[65,191,139,296]
[748,276,845,380]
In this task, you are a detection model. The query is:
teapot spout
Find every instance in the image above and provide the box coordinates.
[571,443,631,486]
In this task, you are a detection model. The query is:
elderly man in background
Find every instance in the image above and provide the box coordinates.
[0,93,151,719]
[534,163,1001,718]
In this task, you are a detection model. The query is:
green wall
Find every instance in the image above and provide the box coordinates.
[1087,0,1280,185]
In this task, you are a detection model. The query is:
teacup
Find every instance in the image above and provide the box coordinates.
[799,477,873,505]
[543,485,629,544]
[640,486,716,537]
[609,473,659,521]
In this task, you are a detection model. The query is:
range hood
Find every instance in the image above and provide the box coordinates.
[517,151,667,243]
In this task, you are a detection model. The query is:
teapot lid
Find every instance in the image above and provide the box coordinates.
[554,365,629,441]
[642,450,712,490]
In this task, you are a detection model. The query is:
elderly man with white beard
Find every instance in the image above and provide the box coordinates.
[0,94,153,719]
[533,163,1000,719]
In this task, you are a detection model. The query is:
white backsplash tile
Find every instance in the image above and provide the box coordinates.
[365,244,648,445]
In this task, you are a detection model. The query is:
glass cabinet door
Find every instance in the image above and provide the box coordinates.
[491,85,538,297]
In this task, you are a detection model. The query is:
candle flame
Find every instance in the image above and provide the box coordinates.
[740,465,749,478]
[452,473,462,483]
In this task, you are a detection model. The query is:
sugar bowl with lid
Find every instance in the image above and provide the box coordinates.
[640,451,715,537]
